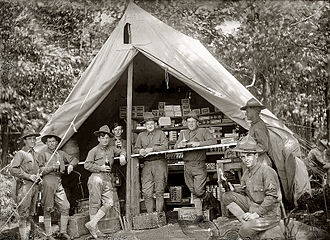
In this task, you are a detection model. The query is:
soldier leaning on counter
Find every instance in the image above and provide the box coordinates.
[84,125,126,239]
[174,111,217,223]
[133,112,169,213]
[38,129,79,240]
[10,127,42,240]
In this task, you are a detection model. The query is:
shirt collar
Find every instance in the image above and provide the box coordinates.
[46,148,57,154]
[22,146,34,153]
[98,144,109,151]
[248,162,261,176]
[251,116,262,125]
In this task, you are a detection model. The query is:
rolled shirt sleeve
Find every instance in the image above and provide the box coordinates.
[61,151,79,167]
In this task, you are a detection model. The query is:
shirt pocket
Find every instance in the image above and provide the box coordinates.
[252,185,265,204]
[94,153,105,165]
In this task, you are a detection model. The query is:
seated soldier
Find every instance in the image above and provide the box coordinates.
[222,135,281,240]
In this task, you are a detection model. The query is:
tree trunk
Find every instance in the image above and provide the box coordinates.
[326,56,330,141]
[1,114,9,168]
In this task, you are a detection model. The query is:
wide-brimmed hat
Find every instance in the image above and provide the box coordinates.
[41,129,62,144]
[183,111,200,122]
[21,127,40,139]
[232,135,263,153]
[94,125,112,136]
[142,112,157,123]
[240,98,266,110]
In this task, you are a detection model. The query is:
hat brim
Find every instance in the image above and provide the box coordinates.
[183,116,200,122]
[41,134,62,144]
[240,105,266,110]
[141,118,157,124]
[93,131,113,136]
[21,133,40,139]
[232,147,263,153]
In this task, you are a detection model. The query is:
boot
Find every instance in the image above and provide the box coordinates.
[85,209,106,239]
[59,215,71,239]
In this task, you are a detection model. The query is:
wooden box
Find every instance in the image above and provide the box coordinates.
[67,212,89,238]
[178,207,214,221]
[98,217,121,233]
[169,186,182,202]
[133,212,167,230]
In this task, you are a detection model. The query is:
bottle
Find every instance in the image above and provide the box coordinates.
[219,169,231,192]
[36,191,44,224]
[55,159,60,172]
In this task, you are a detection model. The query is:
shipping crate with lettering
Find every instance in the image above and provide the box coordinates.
[133,212,167,230]
[169,186,182,202]
[67,212,89,238]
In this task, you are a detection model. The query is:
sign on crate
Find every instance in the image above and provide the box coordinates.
[178,207,214,221]
[133,212,167,230]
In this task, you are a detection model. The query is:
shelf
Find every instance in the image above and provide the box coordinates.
[206,151,225,156]
[165,201,193,206]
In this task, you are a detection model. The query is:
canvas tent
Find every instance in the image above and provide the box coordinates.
[37,2,310,214]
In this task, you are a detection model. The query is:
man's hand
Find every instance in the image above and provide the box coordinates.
[29,174,39,183]
[177,140,187,148]
[67,164,73,174]
[139,149,147,156]
[242,212,259,221]
[189,142,200,147]
[145,148,153,154]
[100,165,111,172]
[119,155,127,166]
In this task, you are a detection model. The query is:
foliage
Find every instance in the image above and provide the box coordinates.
[0,172,18,226]
[0,0,329,164]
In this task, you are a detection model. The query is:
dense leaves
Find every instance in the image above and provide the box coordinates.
[0,0,329,166]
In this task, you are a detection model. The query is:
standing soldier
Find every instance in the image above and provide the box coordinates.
[38,129,79,240]
[133,112,168,213]
[240,98,272,166]
[84,125,126,239]
[110,122,127,150]
[222,135,281,239]
[174,111,216,223]
[10,127,42,240]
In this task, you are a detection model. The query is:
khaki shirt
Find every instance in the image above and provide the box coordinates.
[109,137,127,150]
[174,127,216,162]
[38,148,79,176]
[133,129,168,159]
[10,146,40,180]
[84,144,125,173]
[241,163,280,217]
[249,117,270,154]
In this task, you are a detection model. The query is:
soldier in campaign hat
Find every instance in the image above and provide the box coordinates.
[38,128,79,240]
[133,112,169,213]
[222,135,281,239]
[84,125,126,239]
[241,98,272,166]
[10,126,42,240]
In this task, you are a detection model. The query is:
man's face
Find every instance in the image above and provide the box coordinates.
[98,134,110,147]
[46,137,59,151]
[24,136,36,149]
[245,107,258,121]
[240,152,258,169]
[112,126,123,138]
[187,117,198,131]
[145,120,155,132]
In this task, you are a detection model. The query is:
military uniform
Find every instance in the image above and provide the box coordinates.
[84,144,125,215]
[134,129,168,212]
[175,128,216,199]
[11,147,40,219]
[249,117,272,166]
[223,135,281,239]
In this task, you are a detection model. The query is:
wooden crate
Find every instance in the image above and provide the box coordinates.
[67,212,89,238]
[98,217,121,233]
[133,212,166,230]
[178,207,214,221]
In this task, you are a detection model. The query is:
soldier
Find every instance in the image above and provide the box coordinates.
[240,98,272,166]
[84,125,126,239]
[38,130,79,240]
[223,135,281,239]
[174,111,217,222]
[133,112,168,213]
[10,127,42,240]
[110,122,127,150]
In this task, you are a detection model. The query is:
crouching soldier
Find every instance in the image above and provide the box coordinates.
[222,135,281,240]
[10,127,42,240]
[38,129,79,240]
[84,125,126,239]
